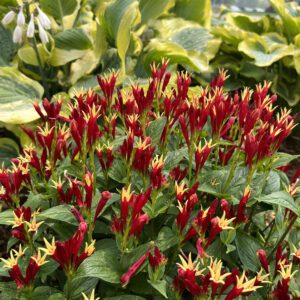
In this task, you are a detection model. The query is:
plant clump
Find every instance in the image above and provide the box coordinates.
[0,60,299,300]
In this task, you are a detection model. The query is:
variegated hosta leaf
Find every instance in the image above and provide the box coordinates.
[269,0,300,42]
[139,0,174,24]
[40,0,79,20]
[144,18,221,72]
[104,0,141,77]
[225,12,273,34]
[0,67,43,124]
[0,24,16,66]
[173,0,212,28]
[238,33,295,67]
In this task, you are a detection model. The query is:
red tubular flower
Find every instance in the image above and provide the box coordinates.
[244,132,258,168]
[207,212,235,245]
[225,271,261,300]
[149,246,167,270]
[119,130,134,162]
[120,248,150,286]
[210,69,228,88]
[195,140,213,174]
[97,72,117,104]
[133,137,155,174]
[274,263,297,300]
[176,253,204,297]
[235,186,251,224]
[257,249,269,273]
[170,166,188,183]
[41,217,93,272]
[94,191,112,222]
[196,238,205,259]
[112,186,151,245]
[150,156,166,189]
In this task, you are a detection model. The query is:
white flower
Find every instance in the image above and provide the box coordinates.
[17,6,25,26]
[27,14,35,38]
[36,6,51,29]
[1,11,16,26]
[37,19,48,44]
[13,25,23,43]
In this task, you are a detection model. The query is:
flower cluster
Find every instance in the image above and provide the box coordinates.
[0,61,299,299]
[1,0,51,44]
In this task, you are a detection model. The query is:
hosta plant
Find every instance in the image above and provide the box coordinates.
[0,61,300,300]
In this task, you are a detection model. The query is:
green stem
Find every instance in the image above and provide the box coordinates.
[223,151,241,192]
[66,272,73,300]
[267,215,297,262]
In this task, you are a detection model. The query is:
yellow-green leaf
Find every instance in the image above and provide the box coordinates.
[0,67,43,124]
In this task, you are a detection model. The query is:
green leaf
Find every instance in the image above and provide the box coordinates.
[32,286,61,300]
[164,147,187,170]
[144,39,208,72]
[75,239,122,284]
[173,0,212,28]
[156,226,178,251]
[235,231,261,272]
[139,0,174,24]
[40,0,78,20]
[269,0,300,42]
[271,152,300,169]
[48,294,65,300]
[54,28,92,50]
[0,209,13,225]
[67,277,98,300]
[148,280,168,298]
[104,0,141,76]
[0,138,19,167]
[257,191,299,215]
[146,117,166,145]
[238,34,295,67]
[39,205,77,225]
[108,159,127,183]
[0,67,43,124]
[50,48,87,66]
[0,24,16,66]
[18,43,52,67]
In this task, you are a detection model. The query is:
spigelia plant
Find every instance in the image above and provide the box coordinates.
[0,60,299,300]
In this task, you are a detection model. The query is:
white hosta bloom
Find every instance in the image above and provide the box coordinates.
[36,5,51,29]
[37,19,48,44]
[17,6,25,26]
[27,14,35,38]
[13,25,23,43]
[1,11,16,25]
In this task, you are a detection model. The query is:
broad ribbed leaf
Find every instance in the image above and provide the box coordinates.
[104,0,141,75]
[54,28,92,50]
[235,231,261,272]
[39,205,77,225]
[238,34,294,67]
[270,0,300,42]
[257,191,299,215]
[139,0,174,24]
[0,67,43,124]
[40,0,79,20]
[0,24,16,66]
[74,239,121,284]
[173,0,211,28]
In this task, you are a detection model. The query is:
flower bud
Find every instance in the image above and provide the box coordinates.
[37,19,49,44]
[13,25,23,44]
[36,6,51,29]
[17,6,25,26]
[27,14,35,38]
[1,11,16,26]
